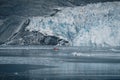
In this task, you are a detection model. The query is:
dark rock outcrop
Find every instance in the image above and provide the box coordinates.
[1,17,69,46]
[0,16,25,44]
[6,30,69,46]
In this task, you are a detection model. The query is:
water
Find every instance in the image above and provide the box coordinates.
[0,47,120,80]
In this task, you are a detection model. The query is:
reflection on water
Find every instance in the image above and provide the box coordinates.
[0,49,120,80]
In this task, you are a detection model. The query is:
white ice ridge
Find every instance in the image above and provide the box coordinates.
[26,1,120,47]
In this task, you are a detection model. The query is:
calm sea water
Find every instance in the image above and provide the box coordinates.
[0,47,120,80]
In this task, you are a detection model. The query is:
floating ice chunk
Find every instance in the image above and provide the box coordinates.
[110,48,120,52]
[14,72,19,75]
[72,52,91,57]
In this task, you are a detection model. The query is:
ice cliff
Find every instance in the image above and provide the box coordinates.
[26,2,120,47]
[0,1,120,47]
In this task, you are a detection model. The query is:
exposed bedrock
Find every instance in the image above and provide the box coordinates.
[0,16,69,46]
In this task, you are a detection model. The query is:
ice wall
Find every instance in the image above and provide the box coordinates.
[26,2,120,47]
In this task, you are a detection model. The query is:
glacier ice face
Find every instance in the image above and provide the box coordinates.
[26,2,120,47]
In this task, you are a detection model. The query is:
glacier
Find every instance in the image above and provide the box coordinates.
[26,1,120,47]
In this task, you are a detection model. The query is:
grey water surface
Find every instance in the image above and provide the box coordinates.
[0,47,120,80]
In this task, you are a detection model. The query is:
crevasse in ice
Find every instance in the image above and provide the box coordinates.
[26,2,120,47]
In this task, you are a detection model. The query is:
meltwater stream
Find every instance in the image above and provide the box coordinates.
[0,47,120,80]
